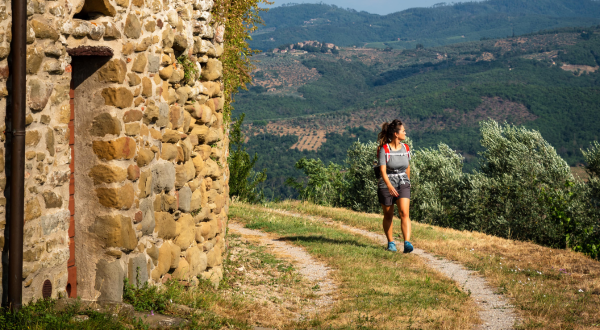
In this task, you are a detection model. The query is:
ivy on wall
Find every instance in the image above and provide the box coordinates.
[212,0,272,123]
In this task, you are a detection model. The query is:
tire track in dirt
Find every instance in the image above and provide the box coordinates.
[228,222,337,316]
[260,208,520,330]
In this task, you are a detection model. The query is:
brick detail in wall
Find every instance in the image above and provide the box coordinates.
[66,82,77,298]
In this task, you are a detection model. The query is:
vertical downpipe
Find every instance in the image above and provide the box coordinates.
[8,0,27,312]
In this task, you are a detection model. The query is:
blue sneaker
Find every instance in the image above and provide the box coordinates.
[403,241,414,253]
[387,241,397,252]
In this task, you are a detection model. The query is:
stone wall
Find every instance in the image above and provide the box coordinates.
[0,0,229,303]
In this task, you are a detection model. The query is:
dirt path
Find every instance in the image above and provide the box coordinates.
[228,222,337,316]
[261,208,520,330]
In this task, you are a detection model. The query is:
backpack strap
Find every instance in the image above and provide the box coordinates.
[404,143,411,160]
[384,144,391,162]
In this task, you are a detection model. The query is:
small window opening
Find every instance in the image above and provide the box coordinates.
[73,0,116,20]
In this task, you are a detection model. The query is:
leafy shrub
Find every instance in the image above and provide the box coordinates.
[229,114,267,203]
[288,119,600,259]
[285,158,346,206]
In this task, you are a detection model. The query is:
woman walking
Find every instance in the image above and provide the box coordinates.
[377,119,413,253]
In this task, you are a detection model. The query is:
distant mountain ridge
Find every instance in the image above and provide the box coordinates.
[250,0,600,50]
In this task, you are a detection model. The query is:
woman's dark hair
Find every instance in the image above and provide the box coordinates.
[378,119,404,148]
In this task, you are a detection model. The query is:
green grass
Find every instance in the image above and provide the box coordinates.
[230,202,479,329]
[262,200,600,329]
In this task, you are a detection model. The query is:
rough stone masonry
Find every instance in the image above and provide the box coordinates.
[0,0,229,302]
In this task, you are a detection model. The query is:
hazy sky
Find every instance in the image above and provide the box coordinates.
[266,0,485,15]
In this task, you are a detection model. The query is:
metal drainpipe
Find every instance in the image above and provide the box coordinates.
[8,0,27,312]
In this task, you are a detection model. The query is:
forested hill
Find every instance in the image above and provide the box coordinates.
[237,24,600,199]
[250,0,600,51]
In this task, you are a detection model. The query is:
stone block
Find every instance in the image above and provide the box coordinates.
[127,165,140,181]
[101,87,133,108]
[127,73,141,86]
[161,143,178,161]
[200,158,220,179]
[95,184,135,210]
[92,214,137,251]
[91,113,121,137]
[138,170,152,198]
[46,128,55,156]
[70,20,92,38]
[95,259,124,301]
[162,27,174,48]
[175,161,195,189]
[178,186,192,212]
[28,79,54,111]
[169,244,181,269]
[148,54,160,73]
[206,245,222,268]
[123,110,143,123]
[142,77,153,97]
[201,81,221,98]
[102,22,121,39]
[89,23,106,40]
[186,246,207,277]
[132,53,147,73]
[124,14,142,39]
[136,148,154,167]
[93,137,137,160]
[173,34,188,51]
[151,242,170,281]
[161,193,177,212]
[172,258,190,280]
[26,46,44,74]
[41,210,69,235]
[139,198,155,235]
[89,164,127,185]
[174,214,194,250]
[152,162,175,193]
[98,59,127,83]
[190,125,209,142]
[162,129,181,143]
[159,65,173,80]
[134,37,152,52]
[127,254,148,288]
[42,190,62,208]
[31,17,59,41]
[25,198,41,222]
[154,212,176,239]
[190,189,202,212]
[169,105,183,129]
[201,59,222,81]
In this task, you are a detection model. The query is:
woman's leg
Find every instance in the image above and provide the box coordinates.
[381,204,395,242]
[397,198,411,242]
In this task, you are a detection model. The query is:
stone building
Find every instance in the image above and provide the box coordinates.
[0,0,229,303]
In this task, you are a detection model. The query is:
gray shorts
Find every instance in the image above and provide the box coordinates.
[378,183,411,206]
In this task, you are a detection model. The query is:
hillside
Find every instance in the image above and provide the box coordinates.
[235,25,600,198]
[250,0,600,51]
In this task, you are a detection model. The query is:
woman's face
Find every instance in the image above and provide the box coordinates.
[394,125,407,141]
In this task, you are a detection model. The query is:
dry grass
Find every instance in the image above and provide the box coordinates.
[231,202,480,329]
[270,200,600,329]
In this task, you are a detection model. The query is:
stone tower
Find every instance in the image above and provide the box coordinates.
[0,0,229,302]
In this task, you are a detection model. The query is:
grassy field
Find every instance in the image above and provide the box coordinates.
[265,200,600,329]
[230,202,479,329]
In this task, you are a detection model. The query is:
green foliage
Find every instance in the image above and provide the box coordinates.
[409,121,599,258]
[285,158,346,206]
[229,114,267,203]
[176,54,199,84]
[212,0,272,123]
[123,277,178,313]
[0,299,144,330]
[288,120,600,259]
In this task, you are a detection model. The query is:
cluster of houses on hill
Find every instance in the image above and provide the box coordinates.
[272,41,339,54]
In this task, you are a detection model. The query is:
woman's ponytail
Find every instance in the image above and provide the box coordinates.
[378,119,404,148]
[378,122,389,148]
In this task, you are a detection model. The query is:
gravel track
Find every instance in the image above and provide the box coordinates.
[261,208,520,330]
[228,222,337,315]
